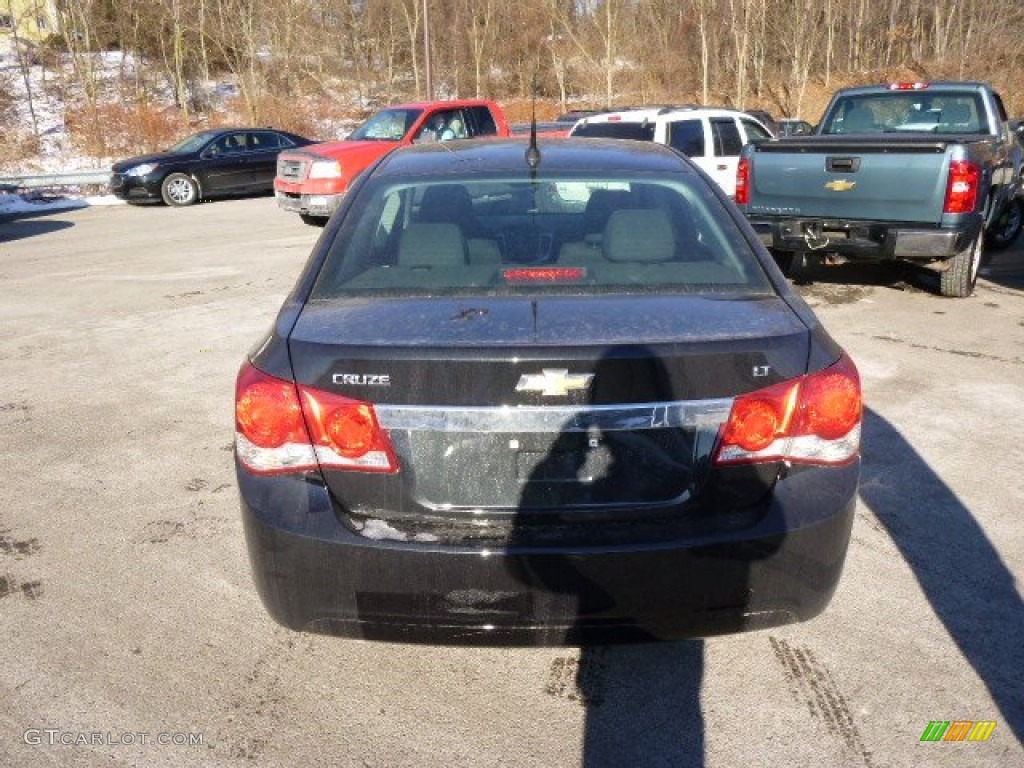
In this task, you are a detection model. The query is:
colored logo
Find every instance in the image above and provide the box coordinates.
[920,720,996,742]
[825,179,857,192]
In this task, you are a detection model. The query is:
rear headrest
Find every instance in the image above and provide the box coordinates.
[843,107,875,132]
[419,185,474,224]
[603,209,675,263]
[582,189,635,234]
[398,223,466,267]
[944,103,972,126]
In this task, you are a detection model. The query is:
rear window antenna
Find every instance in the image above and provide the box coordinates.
[526,73,541,170]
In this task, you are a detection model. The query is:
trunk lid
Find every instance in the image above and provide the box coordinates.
[288,295,811,524]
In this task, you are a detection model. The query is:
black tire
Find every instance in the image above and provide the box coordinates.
[985,197,1023,251]
[160,173,198,207]
[769,249,796,275]
[939,232,983,298]
[299,214,328,227]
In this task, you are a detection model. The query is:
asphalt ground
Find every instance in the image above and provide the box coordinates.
[1,197,1021,767]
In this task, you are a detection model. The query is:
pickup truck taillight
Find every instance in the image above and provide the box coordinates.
[944,160,980,214]
[735,158,750,205]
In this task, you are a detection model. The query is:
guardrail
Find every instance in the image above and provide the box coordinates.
[0,170,110,190]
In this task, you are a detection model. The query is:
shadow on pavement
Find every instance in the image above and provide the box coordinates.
[577,641,705,768]
[979,245,1024,292]
[859,408,1023,741]
[0,217,76,241]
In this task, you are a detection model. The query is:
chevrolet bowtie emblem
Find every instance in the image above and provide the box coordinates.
[515,369,594,397]
[825,179,857,192]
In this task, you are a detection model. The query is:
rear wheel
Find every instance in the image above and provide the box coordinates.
[161,173,198,206]
[939,232,982,298]
[300,214,328,227]
[985,197,1023,251]
[774,250,820,285]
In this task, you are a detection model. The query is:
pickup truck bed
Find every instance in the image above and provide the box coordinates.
[737,81,1023,297]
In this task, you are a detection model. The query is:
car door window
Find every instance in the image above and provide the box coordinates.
[466,106,498,137]
[710,118,743,157]
[740,119,772,143]
[214,133,248,154]
[667,119,705,156]
[249,131,283,150]
[414,110,466,142]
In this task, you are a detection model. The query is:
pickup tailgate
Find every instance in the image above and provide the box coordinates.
[747,137,952,224]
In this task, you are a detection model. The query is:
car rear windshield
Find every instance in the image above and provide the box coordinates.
[309,173,773,299]
[570,122,656,141]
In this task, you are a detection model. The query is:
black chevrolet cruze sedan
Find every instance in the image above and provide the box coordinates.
[110,128,312,206]
[235,137,862,645]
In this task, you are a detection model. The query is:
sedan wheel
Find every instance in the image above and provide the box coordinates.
[161,173,199,206]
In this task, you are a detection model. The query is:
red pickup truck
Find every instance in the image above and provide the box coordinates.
[274,99,511,225]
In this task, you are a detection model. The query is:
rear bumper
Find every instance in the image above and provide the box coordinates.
[274,189,342,218]
[746,216,983,262]
[238,460,859,646]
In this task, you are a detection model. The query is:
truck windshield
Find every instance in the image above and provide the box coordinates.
[350,109,424,141]
[310,173,772,299]
[820,92,989,136]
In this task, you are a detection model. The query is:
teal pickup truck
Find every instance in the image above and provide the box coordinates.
[737,81,1023,297]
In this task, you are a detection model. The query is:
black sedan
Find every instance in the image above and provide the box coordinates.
[110,128,313,206]
[234,137,862,645]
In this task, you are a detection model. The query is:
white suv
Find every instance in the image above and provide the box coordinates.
[568,106,774,198]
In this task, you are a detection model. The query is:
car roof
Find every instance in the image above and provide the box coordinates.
[570,107,773,136]
[835,80,988,97]
[576,106,762,123]
[373,99,498,110]
[372,137,698,178]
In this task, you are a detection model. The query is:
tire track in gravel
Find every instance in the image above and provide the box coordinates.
[769,636,875,768]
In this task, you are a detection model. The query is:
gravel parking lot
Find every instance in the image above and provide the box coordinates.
[1,197,1021,767]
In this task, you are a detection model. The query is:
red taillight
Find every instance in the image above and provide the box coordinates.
[718,379,799,455]
[235,362,397,475]
[299,389,397,471]
[735,158,750,205]
[715,354,861,466]
[888,82,929,91]
[944,160,980,214]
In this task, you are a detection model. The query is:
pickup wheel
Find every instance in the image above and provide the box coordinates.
[300,214,328,227]
[939,232,983,298]
[773,250,819,285]
[985,198,1023,251]
[769,249,796,275]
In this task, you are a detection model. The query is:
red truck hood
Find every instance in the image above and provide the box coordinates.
[281,139,401,160]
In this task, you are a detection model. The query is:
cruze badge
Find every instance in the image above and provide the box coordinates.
[333,373,391,386]
[516,369,594,397]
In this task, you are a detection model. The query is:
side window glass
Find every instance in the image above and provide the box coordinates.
[218,133,247,153]
[741,119,772,142]
[667,120,705,157]
[251,131,282,150]
[469,106,498,137]
[414,111,460,143]
[711,119,743,157]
